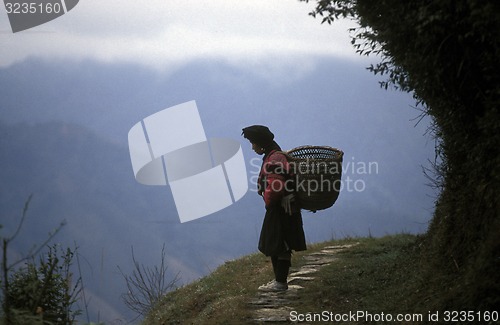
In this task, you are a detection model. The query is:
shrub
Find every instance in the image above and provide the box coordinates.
[3,245,82,324]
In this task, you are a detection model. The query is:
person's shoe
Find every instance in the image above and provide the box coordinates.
[258,280,288,292]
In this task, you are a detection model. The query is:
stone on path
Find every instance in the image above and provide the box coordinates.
[249,242,359,323]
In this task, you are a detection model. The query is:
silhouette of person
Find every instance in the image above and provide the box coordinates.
[242,125,307,291]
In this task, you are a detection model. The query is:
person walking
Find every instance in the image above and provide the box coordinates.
[242,125,307,292]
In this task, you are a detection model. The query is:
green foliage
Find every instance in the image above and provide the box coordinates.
[6,245,82,324]
[1,197,82,324]
[300,0,499,311]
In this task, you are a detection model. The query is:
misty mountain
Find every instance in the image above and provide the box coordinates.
[0,57,435,322]
[0,120,268,321]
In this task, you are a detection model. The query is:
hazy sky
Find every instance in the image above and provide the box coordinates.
[1,1,360,71]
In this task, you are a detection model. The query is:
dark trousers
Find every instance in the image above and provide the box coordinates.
[271,251,291,283]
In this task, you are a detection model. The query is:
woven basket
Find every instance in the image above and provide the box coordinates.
[285,145,343,212]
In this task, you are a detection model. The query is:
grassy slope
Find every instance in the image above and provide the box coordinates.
[144,234,495,324]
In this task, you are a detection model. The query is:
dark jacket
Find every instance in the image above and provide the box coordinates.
[257,150,307,256]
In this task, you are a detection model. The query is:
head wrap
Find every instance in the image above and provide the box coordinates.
[241,125,274,147]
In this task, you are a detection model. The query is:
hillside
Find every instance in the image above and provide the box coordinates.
[0,58,435,322]
[144,234,498,324]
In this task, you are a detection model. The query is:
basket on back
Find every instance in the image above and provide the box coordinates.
[285,145,343,212]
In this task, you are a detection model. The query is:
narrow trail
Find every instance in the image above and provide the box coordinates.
[248,243,359,323]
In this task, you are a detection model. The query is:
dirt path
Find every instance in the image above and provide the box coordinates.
[248,243,358,323]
